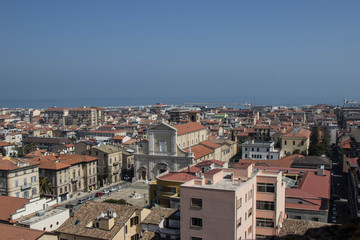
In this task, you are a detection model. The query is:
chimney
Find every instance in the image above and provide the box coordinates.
[317,165,325,176]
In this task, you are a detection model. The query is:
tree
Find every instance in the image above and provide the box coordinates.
[103,198,132,206]
[0,147,6,157]
[39,177,53,196]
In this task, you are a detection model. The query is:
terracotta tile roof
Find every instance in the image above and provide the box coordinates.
[236,154,303,168]
[341,138,351,149]
[204,168,222,176]
[142,207,177,225]
[0,157,39,171]
[173,122,206,135]
[349,158,359,167]
[184,145,214,160]
[24,150,49,158]
[0,223,45,240]
[233,162,252,169]
[283,128,311,139]
[158,172,200,182]
[181,165,202,174]
[55,202,139,240]
[199,140,221,149]
[0,196,29,222]
[195,159,225,167]
[112,136,125,140]
[0,141,14,147]
[34,154,97,170]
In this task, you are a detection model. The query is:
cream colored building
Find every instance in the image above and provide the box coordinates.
[0,157,40,199]
[86,145,122,185]
[173,122,208,149]
[281,127,311,155]
[56,201,151,240]
[35,154,98,202]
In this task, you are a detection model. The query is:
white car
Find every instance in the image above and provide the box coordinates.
[102,189,110,194]
[109,187,117,192]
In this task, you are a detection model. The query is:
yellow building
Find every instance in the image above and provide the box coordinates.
[281,128,311,155]
[0,157,40,199]
[150,172,200,208]
[56,201,150,240]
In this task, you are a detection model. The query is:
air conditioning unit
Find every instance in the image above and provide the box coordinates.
[36,210,46,216]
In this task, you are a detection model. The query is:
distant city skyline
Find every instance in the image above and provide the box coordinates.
[1,1,359,105]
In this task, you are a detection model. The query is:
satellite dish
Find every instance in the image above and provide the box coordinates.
[112,212,117,218]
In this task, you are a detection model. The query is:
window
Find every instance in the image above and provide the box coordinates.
[312,217,319,222]
[256,201,275,211]
[191,237,202,240]
[24,178,27,185]
[257,183,275,193]
[257,148,259,152]
[131,234,139,240]
[248,225,252,234]
[237,197,242,209]
[15,192,20,197]
[245,147,247,151]
[59,176,62,184]
[32,187,37,196]
[237,217,241,227]
[284,141,287,145]
[293,141,296,145]
[251,148,254,151]
[256,218,274,228]
[15,180,18,187]
[130,216,139,227]
[191,217,202,227]
[191,198,202,208]
[245,212,247,220]
[301,141,304,146]
[60,187,63,194]
[245,154,248,158]
[248,208,252,217]
[294,216,301,220]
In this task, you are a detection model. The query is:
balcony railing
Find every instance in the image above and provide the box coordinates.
[21,183,32,190]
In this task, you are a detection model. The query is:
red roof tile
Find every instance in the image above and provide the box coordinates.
[158,172,200,182]
[0,196,29,222]
[173,122,206,135]
[185,145,214,160]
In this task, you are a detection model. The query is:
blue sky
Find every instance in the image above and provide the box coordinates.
[1,1,359,106]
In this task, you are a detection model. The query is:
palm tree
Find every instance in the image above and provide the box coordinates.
[39,177,53,196]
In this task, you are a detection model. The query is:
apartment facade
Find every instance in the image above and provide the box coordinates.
[36,154,98,202]
[180,164,286,240]
[241,141,282,160]
[0,157,40,199]
[281,127,311,155]
[85,145,122,185]
[173,122,208,149]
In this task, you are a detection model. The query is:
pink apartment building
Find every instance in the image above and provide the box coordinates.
[180,163,286,240]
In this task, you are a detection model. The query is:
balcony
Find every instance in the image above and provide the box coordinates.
[21,183,32,190]
[71,177,79,183]
[113,162,119,166]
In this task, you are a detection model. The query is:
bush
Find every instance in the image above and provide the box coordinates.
[103,199,132,206]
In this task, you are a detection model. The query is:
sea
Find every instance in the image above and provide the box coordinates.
[0,96,344,109]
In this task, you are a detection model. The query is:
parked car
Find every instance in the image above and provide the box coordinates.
[109,187,117,192]
[103,189,110,194]
[78,198,87,204]
[95,192,103,197]
[87,195,95,201]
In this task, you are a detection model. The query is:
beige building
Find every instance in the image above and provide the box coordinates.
[44,107,104,127]
[0,157,40,199]
[173,122,208,149]
[35,154,98,202]
[85,145,122,185]
[180,164,286,240]
[56,201,150,240]
[282,127,311,155]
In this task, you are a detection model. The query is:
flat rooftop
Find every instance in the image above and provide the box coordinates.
[19,208,68,225]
